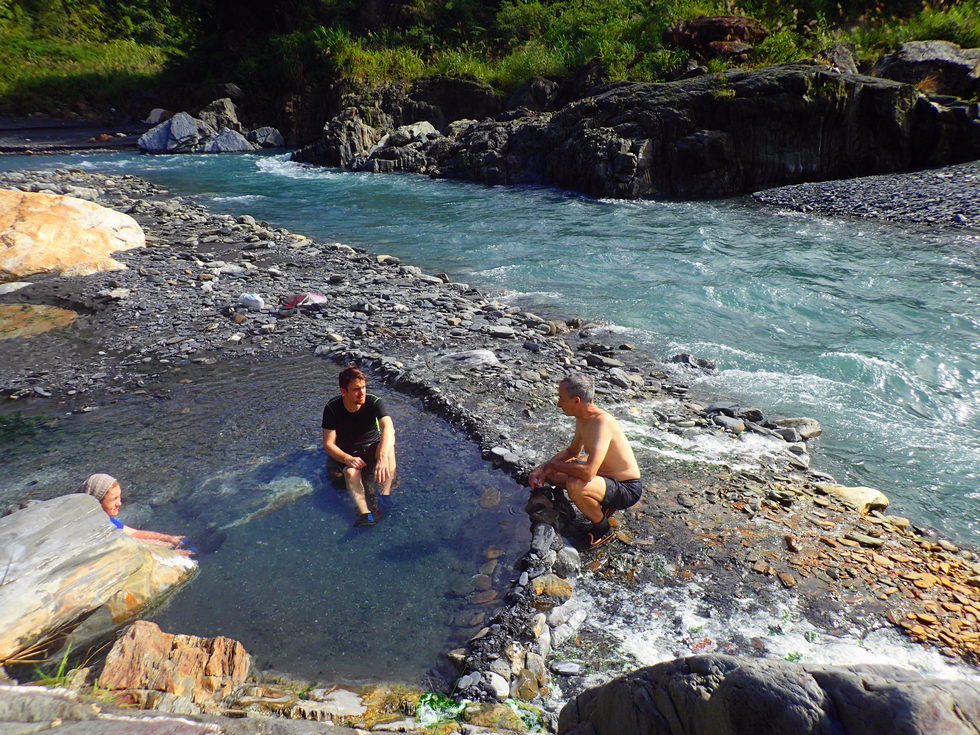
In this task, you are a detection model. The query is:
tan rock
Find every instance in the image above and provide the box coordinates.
[98,620,250,710]
[0,303,76,340]
[464,702,527,731]
[531,574,574,609]
[815,483,889,514]
[0,495,196,664]
[0,188,144,282]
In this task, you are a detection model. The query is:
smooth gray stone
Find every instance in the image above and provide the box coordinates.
[558,654,980,735]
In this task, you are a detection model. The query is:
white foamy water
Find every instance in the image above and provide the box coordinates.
[577,575,979,684]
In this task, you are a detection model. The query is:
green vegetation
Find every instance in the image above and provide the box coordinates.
[0,31,169,114]
[1,0,978,116]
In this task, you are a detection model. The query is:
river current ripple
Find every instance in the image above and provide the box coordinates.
[2,151,977,546]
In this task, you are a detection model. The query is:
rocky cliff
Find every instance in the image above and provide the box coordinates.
[294,62,980,199]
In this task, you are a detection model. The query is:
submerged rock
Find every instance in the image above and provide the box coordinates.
[558,654,980,735]
[0,303,77,340]
[0,495,196,664]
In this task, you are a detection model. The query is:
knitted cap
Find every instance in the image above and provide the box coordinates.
[80,473,118,501]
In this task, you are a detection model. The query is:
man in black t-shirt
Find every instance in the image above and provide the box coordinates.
[322,366,396,527]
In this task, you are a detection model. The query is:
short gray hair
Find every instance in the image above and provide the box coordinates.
[561,373,594,403]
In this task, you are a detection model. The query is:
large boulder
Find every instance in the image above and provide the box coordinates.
[872,41,980,99]
[815,482,890,514]
[98,620,251,713]
[196,97,243,133]
[138,112,218,153]
[201,128,255,153]
[0,189,144,282]
[558,655,980,735]
[246,126,285,148]
[293,74,503,163]
[428,63,980,199]
[138,111,258,154]
[0,495,196,665]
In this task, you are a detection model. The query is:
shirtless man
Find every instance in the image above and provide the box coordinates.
[529,373,643,548]
[322,366,397,527]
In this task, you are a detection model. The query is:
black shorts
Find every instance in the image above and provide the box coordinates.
[326,442,380,486]
[601,477,643,511]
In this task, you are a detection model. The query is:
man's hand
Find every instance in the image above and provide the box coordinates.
[345,455,367,470]
[374,454,392,484]
[529,464,547,489]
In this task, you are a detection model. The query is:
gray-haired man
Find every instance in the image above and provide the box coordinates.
[529,373,643,549]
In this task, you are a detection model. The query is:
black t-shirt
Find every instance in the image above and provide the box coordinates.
[321,394,388,452]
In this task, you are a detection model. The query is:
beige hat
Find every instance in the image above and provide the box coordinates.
[80,473,118,501]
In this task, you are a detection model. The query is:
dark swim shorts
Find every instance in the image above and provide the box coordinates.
[601,477,643,511]
[326,441,380,487]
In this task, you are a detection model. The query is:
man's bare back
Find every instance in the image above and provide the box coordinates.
[574,406,640,482]
[529,374,643,539]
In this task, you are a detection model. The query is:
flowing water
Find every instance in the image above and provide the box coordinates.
[1,150,977,680]
[0,356,529,682]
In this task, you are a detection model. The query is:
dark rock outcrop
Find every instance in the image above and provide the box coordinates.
[432,63,980,198]
[558,654,980,735]
[354,75,502,134]
[294,63,980,199]
[872,40,980,99]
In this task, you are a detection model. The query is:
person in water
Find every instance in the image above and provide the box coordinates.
[322,365,397,527]
[528,372,643,550]
[81,473,190,553]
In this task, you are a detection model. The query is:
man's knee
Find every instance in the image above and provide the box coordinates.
[343,466,362,481]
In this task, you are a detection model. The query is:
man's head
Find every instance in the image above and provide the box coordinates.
[339,365,367,410]
[557,373,594,415]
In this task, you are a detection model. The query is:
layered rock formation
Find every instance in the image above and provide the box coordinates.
[294,61,980,199]
[0,188,145,281]
[98,620,251,713]
[0,495,196,665]
[558,654,980,735]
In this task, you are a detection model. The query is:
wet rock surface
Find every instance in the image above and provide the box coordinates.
[754,159,980,230]
[558,654,980,735]
[0,167,977,714]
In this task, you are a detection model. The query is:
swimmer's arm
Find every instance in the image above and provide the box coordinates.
[123,526,185,548]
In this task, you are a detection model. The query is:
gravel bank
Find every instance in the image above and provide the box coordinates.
[753,160,980,232]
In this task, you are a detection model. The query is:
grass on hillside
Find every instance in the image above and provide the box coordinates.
[0,32,172,115]
[300,0,980,94]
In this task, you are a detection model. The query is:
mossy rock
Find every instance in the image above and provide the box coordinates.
[463,702,527,732]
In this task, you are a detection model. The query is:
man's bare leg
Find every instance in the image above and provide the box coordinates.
[541,468,607,523]
[344,467,371,515]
